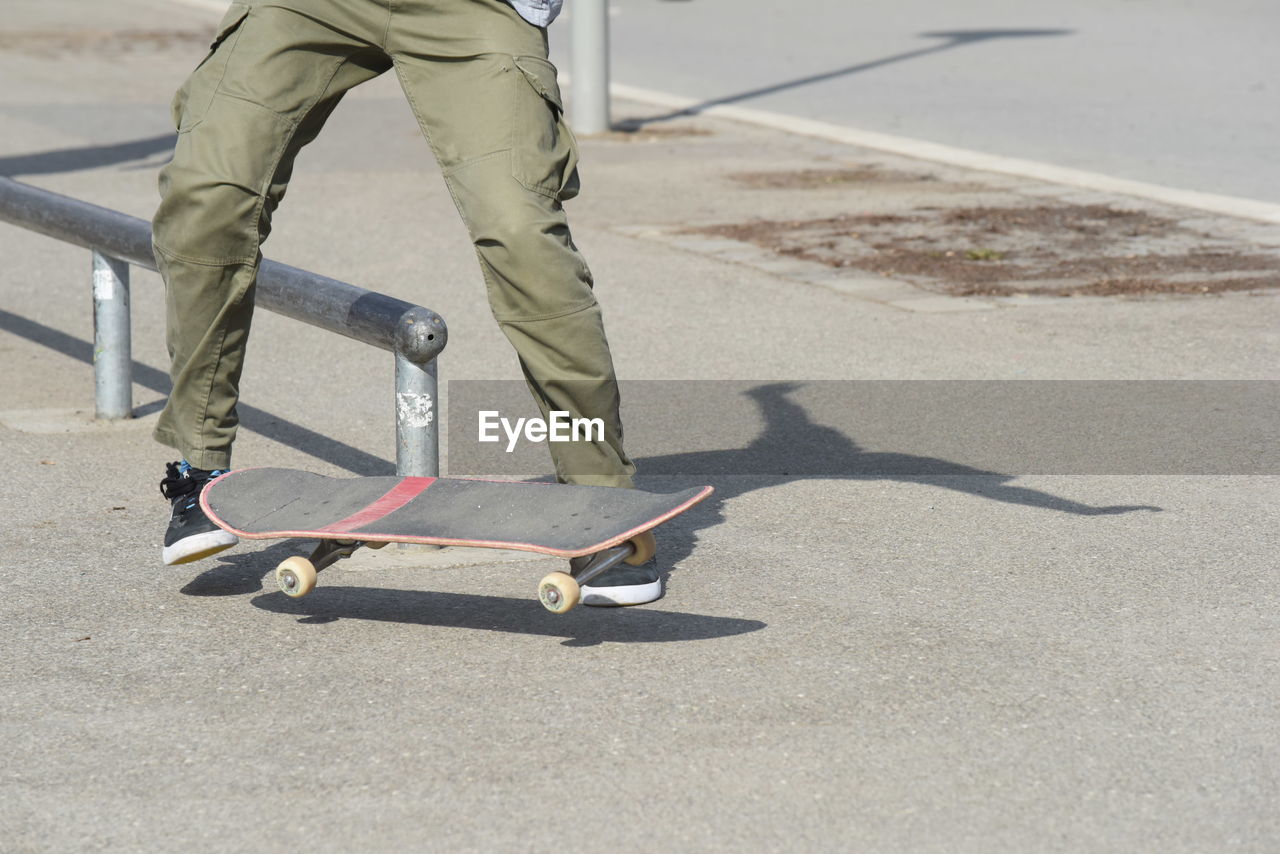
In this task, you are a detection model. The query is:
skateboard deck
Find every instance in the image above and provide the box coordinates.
[203,468,711,556]
[201,468,713,612]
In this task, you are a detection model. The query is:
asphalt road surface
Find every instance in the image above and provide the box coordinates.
[555,0,1280,204]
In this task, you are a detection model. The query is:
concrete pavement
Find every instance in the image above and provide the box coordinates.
[1,1,1277,851]
[586,0,1280,204]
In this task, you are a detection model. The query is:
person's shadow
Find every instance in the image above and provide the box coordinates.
[622,379,1162,561]
[185,381,1158,643]
[638,381,1165,509]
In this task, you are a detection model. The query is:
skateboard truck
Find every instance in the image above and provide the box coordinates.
[537,531,656,614]
[535,543,630,613]
[274,539,388,598]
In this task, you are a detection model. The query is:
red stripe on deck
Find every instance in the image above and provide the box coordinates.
[317,477,436,533]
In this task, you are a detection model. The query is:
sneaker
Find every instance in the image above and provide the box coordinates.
[159,461,237,565]
[576,532,662,606]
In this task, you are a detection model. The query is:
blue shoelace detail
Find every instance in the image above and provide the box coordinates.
[179,461,228,478]
[164,462,229,512]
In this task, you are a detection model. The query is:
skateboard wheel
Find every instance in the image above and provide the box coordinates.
[276,556,317,598]
[538,571,580,614]
[624,531,657,566]
[364,541,389,550]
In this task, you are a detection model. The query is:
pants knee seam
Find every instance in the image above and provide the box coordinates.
[211,92,301,130]
[190,321,231,461]
[442,148,512,179]
[493,298,599,324]
[153,242,257,268]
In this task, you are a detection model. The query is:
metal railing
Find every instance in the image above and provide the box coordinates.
[570,0,611,134]
[0,176,447,477]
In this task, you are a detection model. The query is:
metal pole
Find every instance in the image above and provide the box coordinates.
[0,179,447,364]
[91,251,132,419]
[570,0,611,134]
[394,352,439,477]
[3,178,452,465]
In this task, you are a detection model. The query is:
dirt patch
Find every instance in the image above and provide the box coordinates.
[731,166,934,189]
[1018,276,1278,298]
[693,204,1280,297]
[0,28,214,57]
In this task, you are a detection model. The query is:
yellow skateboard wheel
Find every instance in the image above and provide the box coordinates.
[624,531,657,565]
[276,556,317,598]
[538,571,580,614]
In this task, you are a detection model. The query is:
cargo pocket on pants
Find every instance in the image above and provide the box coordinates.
[170,2,251,132]
[511,56,580,201]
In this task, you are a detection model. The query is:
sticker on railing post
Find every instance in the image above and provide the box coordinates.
[93,265,117,302]
[396,392,435,428]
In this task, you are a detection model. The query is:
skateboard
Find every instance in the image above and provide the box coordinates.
[201,468,713,614]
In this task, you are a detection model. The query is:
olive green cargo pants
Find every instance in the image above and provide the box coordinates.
[153,0,635,487]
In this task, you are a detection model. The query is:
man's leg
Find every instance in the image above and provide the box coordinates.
[388,44,633,488]
[389,2,657,602]
[153,1,390,563]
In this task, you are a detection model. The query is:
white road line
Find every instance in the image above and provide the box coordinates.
[609,82,1280,226]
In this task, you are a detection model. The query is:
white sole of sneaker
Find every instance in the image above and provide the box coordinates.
[580,577,663,607]
[162,530,238,566]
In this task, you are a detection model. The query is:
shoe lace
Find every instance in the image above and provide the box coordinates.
[159,462,227,504]
[159,461,197,501]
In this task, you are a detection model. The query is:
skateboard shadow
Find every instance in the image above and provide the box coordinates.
[179,542,298,597]
[249,586,765,647]
[182,541,763,645]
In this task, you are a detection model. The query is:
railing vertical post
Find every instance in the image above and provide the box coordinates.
[91,250,132,419]
[570,0,611,134]
[394,353,439,477]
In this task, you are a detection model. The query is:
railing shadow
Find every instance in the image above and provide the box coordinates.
[0,134,175,178]
[0,307,394,475]
[616,28,1074,129]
